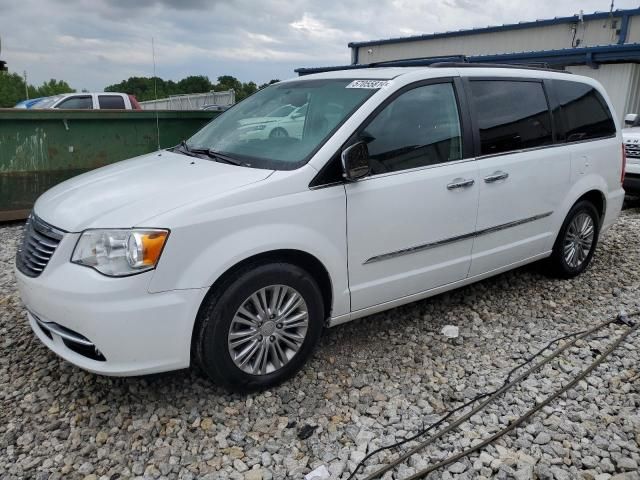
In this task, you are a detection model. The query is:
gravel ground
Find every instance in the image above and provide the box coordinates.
[1,201,640,480]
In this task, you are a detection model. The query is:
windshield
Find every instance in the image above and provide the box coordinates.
[31,95,64,109]
[186,79,379,170]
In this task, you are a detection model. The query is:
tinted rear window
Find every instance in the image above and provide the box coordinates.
[553,80,615,142]
[98,95,126,109]
[470,80,552,156]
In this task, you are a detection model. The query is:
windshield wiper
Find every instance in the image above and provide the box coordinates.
[206,149,242,166]
[188,147,242,166]
[173,142,242,166]
[173,140,200,158]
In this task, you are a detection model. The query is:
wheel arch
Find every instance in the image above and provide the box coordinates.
[574,189,606,225]
[191,248,334,351]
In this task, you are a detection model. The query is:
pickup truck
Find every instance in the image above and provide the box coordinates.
[28,92,141,110]
[623,113,640,194]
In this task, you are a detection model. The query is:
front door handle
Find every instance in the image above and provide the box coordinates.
[447,178,475,190]
[484,171,509,183]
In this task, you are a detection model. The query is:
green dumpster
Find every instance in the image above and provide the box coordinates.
[0,109,219,221]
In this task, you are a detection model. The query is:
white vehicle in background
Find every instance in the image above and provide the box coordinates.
[622,113,640,194]
[237,103,308,140]
[15,65,625,391]
[31,92,141,110]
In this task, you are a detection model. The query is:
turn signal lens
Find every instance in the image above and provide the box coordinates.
[126,231,169,268]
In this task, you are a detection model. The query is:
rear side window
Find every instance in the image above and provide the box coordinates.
[553,80,615,142]
[98,95,126,109]
[470,80,552,156]
[56,96,93,109]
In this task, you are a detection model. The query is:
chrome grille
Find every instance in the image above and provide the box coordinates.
[16,215,65,277]
[624,143,640,159]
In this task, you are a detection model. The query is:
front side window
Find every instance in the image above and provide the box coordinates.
[187,79,378,170]
[56,95,93,109]
[361,83,463,175]
[470,80,552,156]
[553,80,616,142]
[98,95,126,109]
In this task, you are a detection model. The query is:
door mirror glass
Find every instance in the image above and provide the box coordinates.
[625,113,638,126]
[341,141,370,181]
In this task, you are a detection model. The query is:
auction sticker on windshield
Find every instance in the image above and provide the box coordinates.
[346,80,391,89]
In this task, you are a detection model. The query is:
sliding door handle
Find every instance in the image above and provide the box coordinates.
[447,178,475,190]
[484,171,509,183]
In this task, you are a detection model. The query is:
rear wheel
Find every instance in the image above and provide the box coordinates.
[193,262,324,391]
[546,201,600,278]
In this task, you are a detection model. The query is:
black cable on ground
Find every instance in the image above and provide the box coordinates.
[348,311,637,480]
[402,319,639,480]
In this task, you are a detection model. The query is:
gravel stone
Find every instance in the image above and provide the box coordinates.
[1,203,639,479]
[615,457,638,471]
[534,432,552,445]
[448,461,467,473]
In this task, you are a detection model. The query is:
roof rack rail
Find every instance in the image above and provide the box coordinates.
[430,61,572,73]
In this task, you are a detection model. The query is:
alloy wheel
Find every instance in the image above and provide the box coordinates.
[227,285,309,375]
[563,212,595,268]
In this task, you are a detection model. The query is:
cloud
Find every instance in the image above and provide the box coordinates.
[106,0,216,10]
[1,0,639,92]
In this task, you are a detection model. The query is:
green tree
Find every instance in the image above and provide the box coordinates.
[259,79,280,89]
[104,74,272,103]
[36,79,74,97]
[214,75,243,93]
[213,75,260,101]
[105,76,157,101]
[0,72,75,107]
[0,72,29,107]
[177,75,212,94]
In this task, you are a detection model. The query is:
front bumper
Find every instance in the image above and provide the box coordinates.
[15,231,207,376]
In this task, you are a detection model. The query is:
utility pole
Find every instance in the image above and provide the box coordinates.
[23,71,29,100]
[0,35,6,71]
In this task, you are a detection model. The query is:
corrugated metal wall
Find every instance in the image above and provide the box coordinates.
[356,17,624,64]
[566,64,640,123]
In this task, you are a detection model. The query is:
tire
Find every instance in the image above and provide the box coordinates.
[269,127,288,139]
[546,200,600,279]
[193,262,324,391]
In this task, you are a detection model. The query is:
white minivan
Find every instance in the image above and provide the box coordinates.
[15,65,625,390]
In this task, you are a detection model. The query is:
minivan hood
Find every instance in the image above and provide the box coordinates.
[34,151,273,232]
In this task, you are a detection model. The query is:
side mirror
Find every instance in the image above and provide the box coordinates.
[341,141,370,181]
[625,113,638,126]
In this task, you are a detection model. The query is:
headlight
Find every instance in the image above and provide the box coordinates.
[240,124,266,131]
[71,229,169,277]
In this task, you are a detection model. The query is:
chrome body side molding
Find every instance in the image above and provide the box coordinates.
[364,211,553,265]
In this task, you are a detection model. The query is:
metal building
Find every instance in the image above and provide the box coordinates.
[296,8,640,122]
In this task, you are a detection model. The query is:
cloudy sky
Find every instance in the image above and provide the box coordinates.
[1,0,639,91]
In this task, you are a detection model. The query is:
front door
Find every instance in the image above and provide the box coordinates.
[466,79,571,276]
[346,81,479,312]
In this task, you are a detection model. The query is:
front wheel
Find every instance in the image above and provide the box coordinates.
[193,263,324,391]
[546,201,600,278]
[269,127,288,139]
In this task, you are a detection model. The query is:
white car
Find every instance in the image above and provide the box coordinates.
[15,65,625,390]
[622,113,640,193]
[237,103,308,140]
[31,92,140,110]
